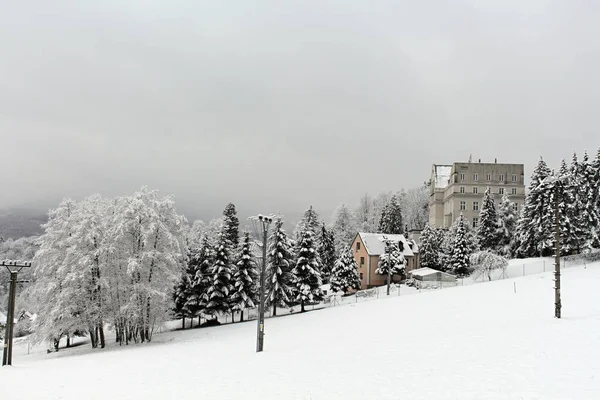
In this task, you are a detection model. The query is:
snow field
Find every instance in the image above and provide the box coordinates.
[3,262,600,400]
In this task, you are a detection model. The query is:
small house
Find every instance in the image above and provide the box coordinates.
[351,232,420,289]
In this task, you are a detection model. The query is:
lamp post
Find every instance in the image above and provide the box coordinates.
[2,260,32,366]
[536,173,570,319]
[249,215,274,352]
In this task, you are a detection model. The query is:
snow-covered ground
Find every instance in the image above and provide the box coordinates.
[3,262,600,399]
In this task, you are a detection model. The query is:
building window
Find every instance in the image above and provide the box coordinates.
[460,201,466,211]
[511,188,517,195]
[472,218,479,228]
[512,203,519,212]
[460,186,465,194]
[473,201,479,211]
[356,242,360,251]
[499,174,505,182]
[360,257,365,265]
[360,273,363,280]
[486,173,491,181]
[473,173,479,181]
[499,187,504,195]
[460,173,465,181]
[472,187,478,194]
[512,174,517,182]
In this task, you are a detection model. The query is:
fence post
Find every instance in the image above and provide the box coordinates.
[543,261,545,272]
[523,264,525,276]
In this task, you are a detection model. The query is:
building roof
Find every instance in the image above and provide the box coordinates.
[409,267,455,278]
[434,165,452,189]
[357,232,415,257]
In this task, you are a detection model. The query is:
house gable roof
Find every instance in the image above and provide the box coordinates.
[357,232,415,257]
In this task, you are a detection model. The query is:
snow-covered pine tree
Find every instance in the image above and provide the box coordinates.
[448,214,473,277]
[222,203,240,249]
[577,152,600,249]
[554,159,581,255]
[593,148,600,247]
[378,195,404,234]
[266,218,295,316]
[294,205,321,241]
[205,232,234,318]
[496,193,518,257]
[291,229,323,312]
[173,254,193,329]
[331,204,358,255]
[188,236,214,321]
[330,248,361,294]
[231,232,259,322]
[317,224,336,283]
[376,239,406,284]
[477,187,499,251]
[515,157,554,257]
[419,224,445,271]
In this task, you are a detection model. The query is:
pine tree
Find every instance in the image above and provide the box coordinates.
[516,157,554,257]
[188,237,214,320]
[577,152,600,249]
[266,218,295,316]
[448,214,473,277]
[173,249,196,329]
[378,195,404,234]
[593,148,600,247]
[222,203,240,249]
[330,248,361,294]
[496,193,518,257]
[419,224,445,271]
[376,239,406,282]
[231,232,259,322]
[294,205,321,241]
[317,224,336,284]
[555,159,581,255]
[205,232,234,317]
[477,187,499,251]
[292,229,323,312]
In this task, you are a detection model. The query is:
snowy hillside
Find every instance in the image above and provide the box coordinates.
[3,262,600,400]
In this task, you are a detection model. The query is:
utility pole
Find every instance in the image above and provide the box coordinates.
[249,215,273,353]
[2,260,31,366]
[553,184,562,319]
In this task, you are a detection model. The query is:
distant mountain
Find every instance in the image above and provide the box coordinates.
[0,207,47,239]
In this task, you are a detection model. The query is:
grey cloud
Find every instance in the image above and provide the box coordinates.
[1,0,599,221]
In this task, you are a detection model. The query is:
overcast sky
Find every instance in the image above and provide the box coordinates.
[1,0,599,221]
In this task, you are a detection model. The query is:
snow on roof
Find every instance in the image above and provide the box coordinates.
[358,233,414,257]
[410,267,455,278]
[434,165,452,189]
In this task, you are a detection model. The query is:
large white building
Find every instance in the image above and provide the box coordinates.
[429,159,526,229]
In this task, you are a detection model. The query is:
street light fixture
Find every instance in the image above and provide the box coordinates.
[249,214,275,353]
[1,260,32,366]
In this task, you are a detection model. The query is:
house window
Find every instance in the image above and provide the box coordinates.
[360,273,363,280]
[499,187,504,195]
[472,218,479,228]
[356,242,361,251]
[460,186,465,194]
[472,187,478,194]
[512,203,519,212]
[473,173,479,181]
[473,201,479,211]
[511,188,517,195]
[460,173,465,182]
[360,257,365,265]
[499,174,505,182]
[486,173,491,181]
[512,174,517,182]
[460,201,466,211]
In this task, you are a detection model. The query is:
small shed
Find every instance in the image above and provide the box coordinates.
[409,267,457,289]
